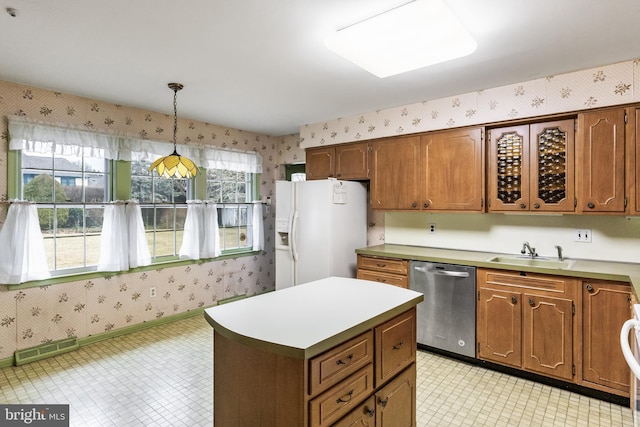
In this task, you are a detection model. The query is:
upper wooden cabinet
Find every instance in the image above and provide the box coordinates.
[306,142,369,180]
[420,127,484,211]
[576,108,628,214]
[369,135,422,210]
[370,128,484,211]
[633,108,640,215]
[488,119,575,213]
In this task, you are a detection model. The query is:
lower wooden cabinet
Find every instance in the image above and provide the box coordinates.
[477,269,578,382]
[581,279,632,396]
[357,255,409,288]
[333,365,416,427]
[477,268,632,398]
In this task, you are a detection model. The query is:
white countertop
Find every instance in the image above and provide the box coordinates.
[204,277,423,359]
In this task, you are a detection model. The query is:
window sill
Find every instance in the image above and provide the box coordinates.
[3,250,261,290]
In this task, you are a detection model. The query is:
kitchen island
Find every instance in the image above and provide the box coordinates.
[204,276,423,427]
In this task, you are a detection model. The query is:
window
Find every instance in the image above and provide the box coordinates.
[131,159,189,260]
[9,115,263,278]
[206,169,255,252]
[21,151,109,273]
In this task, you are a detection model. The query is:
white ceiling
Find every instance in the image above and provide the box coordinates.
[1,0,639,136]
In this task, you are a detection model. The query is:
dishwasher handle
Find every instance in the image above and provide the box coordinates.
[413,266,470,278]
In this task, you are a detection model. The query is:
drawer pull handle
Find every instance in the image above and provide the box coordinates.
[393,340,404,350]
[336,354,354,365]
[376,263,387,268]
[336,390,354,404]
[379,397,388,407]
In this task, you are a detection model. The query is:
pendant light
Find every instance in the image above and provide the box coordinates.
[149,83,198,179]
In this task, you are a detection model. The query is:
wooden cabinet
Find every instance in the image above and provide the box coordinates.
[576,108,628,213]
[488,119,575,213]
[477,268,578,381]
[212,305,417,427]
[633,108,640,215]
[581,279,632,396]
[369,135,421,210]
[357,255,409,288]
[332,365,415,427]
[306,142,369,180]
[420,127,485,211]
[369,128,484,212]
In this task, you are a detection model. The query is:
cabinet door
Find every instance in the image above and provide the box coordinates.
[420,127,484,211]
[332,397,375,427]
[488,125,530,212]
[477,287,522,368]
[306,146,335,180]
[582,280,632,395]
[376,363,416,427]
[522,294,574,381]
[335,142,369,180]
[530,120,576,212]
[375,309,416,386]
[577,108,627,213]
[370,136,421,210]
[635,108,640,215]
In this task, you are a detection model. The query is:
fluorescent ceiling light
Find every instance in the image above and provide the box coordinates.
[325,0,477,78]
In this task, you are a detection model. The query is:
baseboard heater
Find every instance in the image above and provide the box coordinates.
[14,337,79,366]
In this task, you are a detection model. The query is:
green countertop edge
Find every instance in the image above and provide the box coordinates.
[356,244,640,297]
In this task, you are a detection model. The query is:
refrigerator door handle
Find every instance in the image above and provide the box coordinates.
[291,211,298,263]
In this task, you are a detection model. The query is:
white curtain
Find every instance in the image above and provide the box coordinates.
[0,202,50,284]
[8,115,263,172]
[97,201,151,272]
[252,202,264,251]
[179,201,221,260]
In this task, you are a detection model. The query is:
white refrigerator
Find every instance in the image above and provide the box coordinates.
[275,179,368,290]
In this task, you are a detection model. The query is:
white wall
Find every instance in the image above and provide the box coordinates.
[384,212,640,263]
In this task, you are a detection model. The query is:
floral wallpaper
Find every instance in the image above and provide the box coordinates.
[0,80,281,361]
[300,59,640,147]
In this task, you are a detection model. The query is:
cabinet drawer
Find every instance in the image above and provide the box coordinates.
[309,365,374,427]
[375,309,416,386]
[357,269,408,288]
[358,256,408,275]
[482,269,569,295]
[309,331,374,396]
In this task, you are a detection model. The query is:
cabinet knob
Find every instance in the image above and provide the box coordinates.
[366,408,375,417]
[379,397,389,408]
[533,203,540,209]
[586,283,594,292]
[528,298,535,307]
[511,296,517,304]
[520,203,527,209]
[411,202,418,208]
[423,201,430,208]
[587,202,595,209]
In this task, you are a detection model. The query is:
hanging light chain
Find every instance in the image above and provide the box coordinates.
[168,82,183,152]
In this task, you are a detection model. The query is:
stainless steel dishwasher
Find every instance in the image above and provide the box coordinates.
[410,261,476,358]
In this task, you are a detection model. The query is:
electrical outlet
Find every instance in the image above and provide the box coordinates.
[574,229,592,243]
[149,287,157,298]
[429,223,436,234]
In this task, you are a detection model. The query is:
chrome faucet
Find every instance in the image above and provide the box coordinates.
[555,245,564,261]
[520,241,538,258]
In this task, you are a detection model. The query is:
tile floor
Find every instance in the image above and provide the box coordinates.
[0,315,634,426]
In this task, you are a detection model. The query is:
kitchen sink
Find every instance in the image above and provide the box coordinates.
[486,255,575,270]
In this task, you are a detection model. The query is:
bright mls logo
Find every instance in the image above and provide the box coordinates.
[1,405,69,426]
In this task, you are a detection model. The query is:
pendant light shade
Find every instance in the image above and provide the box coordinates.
[149,83,198,179]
